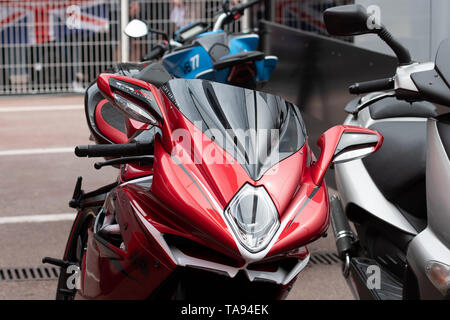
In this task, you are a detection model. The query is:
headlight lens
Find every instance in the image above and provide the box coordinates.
[225,184,280,253]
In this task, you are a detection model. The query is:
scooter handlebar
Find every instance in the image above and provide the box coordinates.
[349,77,395,95]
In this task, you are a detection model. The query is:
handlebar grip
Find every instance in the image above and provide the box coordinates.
[141,46,165,61]
[349,77,395,95]
[74,142,152,158]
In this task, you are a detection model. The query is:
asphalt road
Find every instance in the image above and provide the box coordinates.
[0,95,353,300]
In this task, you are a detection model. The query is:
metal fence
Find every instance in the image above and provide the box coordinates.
[0,0,351,95]
[273,0,353,35]
[0,0,233,95]
[1,0,115,94]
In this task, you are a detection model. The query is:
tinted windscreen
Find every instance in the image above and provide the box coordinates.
[436,38,450,87]
[165,79,306,180]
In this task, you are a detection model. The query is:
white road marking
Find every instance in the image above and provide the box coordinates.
[0,105,83,112]
[0,147,74,156]
[0,213,76,225]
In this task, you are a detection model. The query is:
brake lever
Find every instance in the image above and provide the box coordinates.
[94,156,154,170]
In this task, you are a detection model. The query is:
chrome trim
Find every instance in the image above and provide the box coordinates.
[343,254,351,278]
[335,230,355,241]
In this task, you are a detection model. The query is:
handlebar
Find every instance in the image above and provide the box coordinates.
[232,0,261,14]
[349,77,395,95]
[74,142,153,158]
[141,45,166,61]
[214,0,262,31]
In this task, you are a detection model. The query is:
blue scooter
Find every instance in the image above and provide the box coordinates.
[124,0,277,89]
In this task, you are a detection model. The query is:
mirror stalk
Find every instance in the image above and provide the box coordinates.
[378,27,412,65]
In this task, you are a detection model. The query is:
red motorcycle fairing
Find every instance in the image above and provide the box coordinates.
[80,223,175,299]
[77,74,331,299]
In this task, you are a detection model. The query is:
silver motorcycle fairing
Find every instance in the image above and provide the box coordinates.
[335,105,426,235]
[406,119,450,299]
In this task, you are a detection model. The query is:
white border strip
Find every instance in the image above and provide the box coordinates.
[0,213,76,225]
[0,105,83,112]
[0,147,74,156]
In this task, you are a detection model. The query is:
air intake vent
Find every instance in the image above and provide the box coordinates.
[0,266,60,282]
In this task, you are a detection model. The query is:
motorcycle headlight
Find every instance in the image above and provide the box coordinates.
[225,184,280,253]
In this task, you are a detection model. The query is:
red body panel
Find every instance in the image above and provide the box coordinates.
[125,118,149,138]
[94,99,128,144]
[121,163,153,181]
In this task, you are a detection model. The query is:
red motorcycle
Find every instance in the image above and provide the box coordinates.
[44,63,382,300]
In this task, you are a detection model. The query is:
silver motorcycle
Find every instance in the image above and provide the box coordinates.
[324,4,450,299]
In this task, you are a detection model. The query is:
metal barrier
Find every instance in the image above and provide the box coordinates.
[0,0,232,95]
[0,0,351,95]
[1,0,117,94]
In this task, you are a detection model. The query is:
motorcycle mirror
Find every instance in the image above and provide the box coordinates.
[124,19,148,38]
[311,125,383,185]
[331,132,381,163]
[97,73,164,128]
[323,4,378,36]
[324,5,412,65]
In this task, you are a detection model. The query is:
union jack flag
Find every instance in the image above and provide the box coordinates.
[0,0,109,44]
[276,0,352,35]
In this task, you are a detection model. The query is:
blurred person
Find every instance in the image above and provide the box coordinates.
[170,0,186,29]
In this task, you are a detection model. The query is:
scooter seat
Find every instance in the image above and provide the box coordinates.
[213,51,265,70]
[369,97,436,120]
[363,120,429,222]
